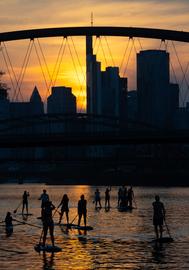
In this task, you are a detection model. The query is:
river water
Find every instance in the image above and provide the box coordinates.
[0,184,189,270]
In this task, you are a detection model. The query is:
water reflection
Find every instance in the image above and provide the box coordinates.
[77,229,87,244]
[42,252,54,270]
[0,185,189,269]
[151,242,166,264]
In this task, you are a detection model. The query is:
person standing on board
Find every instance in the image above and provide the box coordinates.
[105,187,111,208]
[58,194,69,224]
[42,200,55,247]
[78,194,87,227]
[127,186,134,208]
[152,195,166,239]
[22,191,30,215]
[94,188,102,208]
[39,189,49,216]
[118,187,122,207]
[5,212,13,236]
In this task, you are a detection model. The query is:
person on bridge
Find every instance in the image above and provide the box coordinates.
[22,190,30,215]
[152,195,166,239]
[58,194,69,225]
[78,194,87,227]
[42,200,55,247]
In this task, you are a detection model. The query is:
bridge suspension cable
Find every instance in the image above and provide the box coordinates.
[123,38,134,78]
[1,40,33,102]
[171,41,189,105]
[36,37,68,100]
[70,37,86,112]
[66,37,86,112]
[104,36,115,67]
[50,38,67,88]
[36,39,52,92]
[119,38,131,74]
[33,40,49,97]
[0,43,16,98]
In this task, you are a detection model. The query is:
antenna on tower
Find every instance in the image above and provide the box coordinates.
[91,12,93,26]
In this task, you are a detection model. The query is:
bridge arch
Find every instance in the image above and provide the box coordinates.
[0,26,189,43]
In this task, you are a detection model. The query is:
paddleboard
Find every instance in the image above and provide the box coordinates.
[60,223,93,231]
[117,206,134,212]
[152,237,174,243]
[34,244,62,253]
[17,213,33,216]
[6,225,13,236]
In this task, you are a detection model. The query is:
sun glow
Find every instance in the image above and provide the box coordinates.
[1,32,189,109]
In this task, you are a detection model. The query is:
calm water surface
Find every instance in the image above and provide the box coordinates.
[0,184,189,270]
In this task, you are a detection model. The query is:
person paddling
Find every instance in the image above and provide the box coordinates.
[94,188,102,208]
[152,195,166,239]
[58,194,69,225]
[78,195,87,227]
[41,200,55,247]
[22,191,30,215]
[5,212,13,236]
[118,187,122,207]
[105,187,111,208]
[127,186,134,208]
[39,189,49,217]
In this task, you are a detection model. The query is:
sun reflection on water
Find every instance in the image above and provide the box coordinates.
[0,185,189,269]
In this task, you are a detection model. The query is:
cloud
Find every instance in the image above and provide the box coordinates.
[0,0,189,103]
[0,0,189,32]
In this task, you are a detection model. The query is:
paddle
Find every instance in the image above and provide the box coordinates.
[164,217,173,240]
[13,218,42,229]
[13,201,22,214]
[69,214,78,225]
[38,204,57,245]
[52,207,62,217]
[133,197,137,209]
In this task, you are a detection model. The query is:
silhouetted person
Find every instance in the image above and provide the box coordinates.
[152,195,166,239]
[42,201,55,247]
[105,187,111,208]
[78,195,87,227]
[128,186,134,208]
[58,194,69,224]
[22,191,29,215]
[94,189,102,208]
[120,185,128,207]
[39,189,49,216]
[118,187,122,207]
[5,212,13,236]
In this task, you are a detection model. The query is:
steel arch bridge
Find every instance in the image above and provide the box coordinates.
[0,26,189,42]
[0,26,189,147]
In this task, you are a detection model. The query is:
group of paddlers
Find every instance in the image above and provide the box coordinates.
[4,189,87,247]
[3,187,167,247]
[94,186,135,209]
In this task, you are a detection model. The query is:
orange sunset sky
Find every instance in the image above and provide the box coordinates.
[0,0,189,110]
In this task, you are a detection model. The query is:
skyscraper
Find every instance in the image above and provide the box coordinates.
[86,36,127,122]
[101,67,127,120]
[30,86,44,115]
[86,36,102,115]
[47,86,76,114]
[137,50,179,128]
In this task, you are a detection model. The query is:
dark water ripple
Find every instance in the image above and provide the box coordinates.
[0,185,189,269]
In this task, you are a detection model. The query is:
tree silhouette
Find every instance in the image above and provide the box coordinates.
[0,71,9,99]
